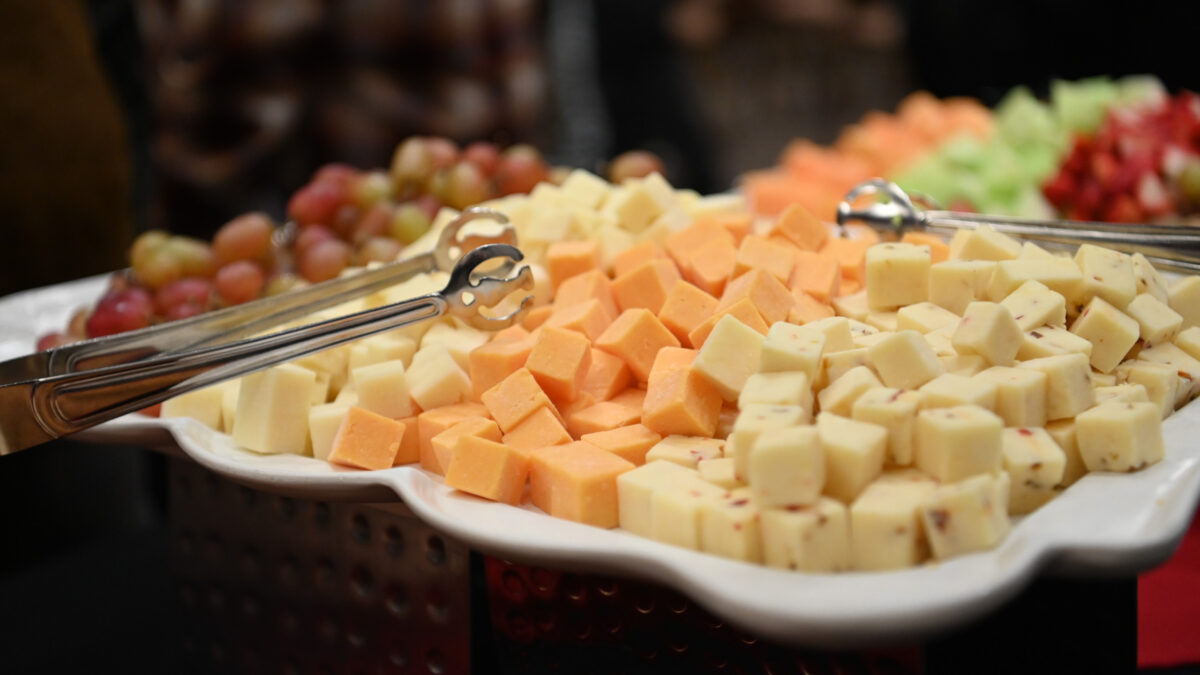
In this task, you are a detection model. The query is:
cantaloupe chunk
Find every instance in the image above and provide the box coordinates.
[734,235,796,284]
[554,269,619,318]
[581,424,662,465]
[526,327,592,403]
[791,249,841,303]
[688,297,770,348]
[469,333,534,400]
[642,347,723,437]
[611,259,682,314]
[567,400,643,438]
[657,280,718,347]
[529,441,636,528]
[502,405,573,452]
[611,240,665,277]
[328,407,406,471]
[542,298,615,342]
[717,269,795,325]
[595,308,681,383]
[546,240,602,291]
[481,368,554,433]
[772,203,829,251]
[686,236,738,297]
[427,416,502,475]
[444,436,530,505]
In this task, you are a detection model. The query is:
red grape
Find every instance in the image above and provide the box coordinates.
[288,180,346,227]
[155,277,212,315]
[165,237,216,278]
[353,203,393,244]
[356,236,402,265]
[213,212,274,266]
[294,224,337,257]
[164,302,204,321]
[413,194,442,221]
[36,332,75,351]
[86,287,154,337]
[443,161,488,209]
[330,203,361,239]
[425,137,460,171]
[608,150,665,183]
[314,163,359,187]
[298,239,351,283]
[464,141,501,177]
[495,145,549,195]
[214,261,266,305]
[134,246,184,289]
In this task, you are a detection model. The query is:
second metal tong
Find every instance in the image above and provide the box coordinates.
[0,208,534,455]
[837,178,1200,274]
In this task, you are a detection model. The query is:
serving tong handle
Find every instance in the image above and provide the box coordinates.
[837,179,1200,274]
[0,238,533,455]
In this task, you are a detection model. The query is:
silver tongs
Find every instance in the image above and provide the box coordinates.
[837,179,1200,274]
[0,207,533,455]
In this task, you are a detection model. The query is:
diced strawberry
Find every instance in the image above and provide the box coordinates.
[1042,171,1077,207]
[1103,193,1145,223]
[1076,179,1103,214]
[1136,173,1172,217]
[1063,137,1090,173]
[1090,152,1121,193]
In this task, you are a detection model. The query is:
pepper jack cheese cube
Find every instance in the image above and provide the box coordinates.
[233,364,316,455]
[897,301,960,334]
[1175,326,1200,361]
[162,385,224,431]
[1075,401,1165,473]
[987,258,1084,306]
[915,405,1003,482]
[865,243,931,310]
[816,365,882,417]
[864,311,899,333]
[696,457,742,490]
[868,330,945,390]
[1115,360,1179,419]
[351,360,414,420]
[407,346,472,410]
[693,315,765,401]
[1093,384,1150,406]
[699,490,763,563]
[820,347,875,389]
[973,366,1047,428]
[645,434,724,469]
[929,260,996,315]
[1124,294,1183,346]
[919,373,998,411]
[920,472,1011,560]
[1017,326,1093,361]
[728,404,808,480]
[816,413,887,503]
[748,426,824,507]
[1131,253,1169,303]
[1073,244,1136,309]
[940,354,989,377]
[616,460,699,537]
[759,322,825,380]
[1001,427,1067,514]
[852,387,923,466]
[850,476,938,571]
[737,372,814,419]
[1137,342,1200,402]
[797,316,856,352]
[1068,296,1141,373]
[1167,275,1200,329]
[1045,419,1087,487]
[831,289,870,321]
[1000,280,1067,331]
[420,322,488,371]
[952,301,1022,366]
[761,498,851,572]
[948,225,1021,261]
[650,477,728,550]
[1019,353,1096,420]
[529,441,635,528]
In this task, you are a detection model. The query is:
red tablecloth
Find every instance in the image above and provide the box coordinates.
[1139,508,1200,667]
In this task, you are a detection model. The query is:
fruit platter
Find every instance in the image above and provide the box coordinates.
[8,76,1200,647]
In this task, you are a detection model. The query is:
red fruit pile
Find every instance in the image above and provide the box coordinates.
[1043,92,1200,222]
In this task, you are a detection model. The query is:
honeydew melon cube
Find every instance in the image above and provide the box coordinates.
[897,301,960,334]
[1069,296,1141,373]
[1074,244,1136,309]
[1001,427,1066,514]
[1018,352,1095,420]
[699,489,762,563]
[816,412,887,503]
[233,364,316,455]
[728,404,808,481]
[865,243,931,310]
[851,387,923,466]
[973,366,1047,427]
[1132,253,1169,304]
[760,322,826,379]
[761,498,851,572]
[406,345,471,410]
[948,225,1021,261]
[694,315,765,402]
[738,371,814,419]
[915,405,1004,482]
[868,330,944,390]
[1017,326,1093,361]
[919,373,998,411]
[351,359,414,419]
[1125,293,1184,346]
[748,425,824,508]
[920,472,1011,560]
[816,365,882,417]
[1167,276,1200,329]
[929,260,996,315]
[1000,279,1067,331]
[616,460,700,537]
[850,476,938,570]
[953,301,1022,366]
[1075,401,1165,472]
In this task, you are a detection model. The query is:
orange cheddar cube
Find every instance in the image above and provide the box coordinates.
[717,269,795,325]
[657,280,718,347]
[821,237,872,283]
[444,436,530,505]
[772,203,829,251]
[546,240,602,290]
[788,290,836,324]
[417,402,489,463]
[555,269,619,319]
[641,349,722,437]
[695,212,752,244]
[555,391,596,422]
[543,298,614,342]
[428,416,502,475]
[581,424,663,465]
[791,249,841,302]
[527,327,593,403]
[610,387,647,410]
[328,407,407,471]
[665,221,735,277]
[686,236,738,297]
[611,259,681,314]
[529,442,636,528]
[481,368,553,432]
[522,305,553,330]
[734,234,796,284]
[491,324,530,343]
[469,334,534,400]
[502,405,573,452]
[393,415,421,465]
[595,309,681,383]
[839,277,863,296]
[581,348,634,401]
[567,400,642,438]
[688,297,770,348]
[611,240,666,278]
[901,231,950,263]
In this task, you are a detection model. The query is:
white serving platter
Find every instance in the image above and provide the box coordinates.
[2,275,1197,648]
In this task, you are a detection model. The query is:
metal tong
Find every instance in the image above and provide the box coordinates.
[0,207,534,455]
[836,178,1200,274]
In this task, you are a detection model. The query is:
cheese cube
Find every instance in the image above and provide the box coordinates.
[502,405,572,453]
[1075,402,1165,473]
[897,302,960,334]
[929,260,996,315]
[612,259,681,315]
[772,203,829,251]
[616,460,700,537]
[1045,419,1087,487]
[1137,343,1200,402]
[850,477,938,571]
[1068,296,1141,373]
[734,234,795,283]
[581,348,634,402]
[760,322,826,379]
[923,325,957,357]
[1175,326,1200,361]
[973,366,1047,427]
[1074,244,1136,308]
[950,301,1021,367]
[920,473,1011,560]
[915,405,1003,482]
[865,243,931,310]
[1019,353,1096,420]
[645,434,724,469]
[657,280,718,347]
[233,364,316,455]
[852,387,923,466]
[308,402,350,462]
[696,457,742,490]
[817,365,882,417]
[761,498,851,572]
[868,330,945,390]
[728,404,808,480]
[481,368,553,433]
[1091,371,1118,387]
[529,441,636,528]
[987,258,1084,305]
[642,347,722,437]
[1017,326,1093,361]
[470,334,535,400]
[407,346,471,410]
[693,315,765,401]
[1018,241,1057,260]
[650,478,728,550]
[738,372,814,419]
[948,225,1021,261]
[1125,294,1183,346]
[445,436,530,505]
[419,322,488,371]
[831,289,870,321]
[816,413,887,503]
[1114,360,1179,419]
[820,347,875,389]
[1000,280,1067,331]
[351,359,413,420]
[919,373,998,411]
[527,327,593,403]
[596,308,681,383]
[428,417,502,475]
[1132,253,1170,304]
[1001,427,1066,514]
[717,268,795,325]
[748,426,824,507]
[557,168,609,209]
[162,385,224,431]
[327,407,407,470]
[1168,275,1200,329]
[581,424,661,466]
[699,491,763,563]
[798,316,856,352]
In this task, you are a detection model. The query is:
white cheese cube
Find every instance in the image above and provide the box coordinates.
[897,301,960,334]
[219,380,239,434]
[694,315,765,402]
[1132,253,1169,304]
[1094,384,1150,405]
[405,346,471,410]
[1125,293,1184,346]
[850,477,938,571]
[852,330,893,349]
[920,473,1011,560]
[1018,241,1057,260]
[728,405,807,480]
[939,354,989,376]
[1132,342,1200,402]
[868,330,945,390]
[595,225,637,268]
[699,490,762,563]
[1174,326,1200,361]
[738,371,813,419]
[924,326,957,357]
[761,498,851,572]
[233,364,316,455]
[557,169,610,209]
[161,385,225,431]
[1045,419,1087,487]
[760,322,825,379]
[608,179,667,233]
[1073,244,1136,308]
[919,373,998,411]
[1091,371,1118,387]
[748,425,824,507]
[352,333,417,369]
[1017,326,1093,361]
[1018,353,1095,420]
[796,317,856,352]
[929,260,996,314]
[1000,280,1067,331]
[420,322,488,371]
[845,319,882,344]
[987,258,1084,305]
[308,402,350,462]
[852,387,923,466]
[617,460,700,537]
[949,225,1021,261]
[953,301,1022,366]
[1168,275,1200,329]
[350,359,413,420]
[1075,401,1165,472]
[973,366,1047,427]
[865,243,931,310]
[645,435,724,469]
[819,347,875,389]
[915,405,1004,482]
[831,289,870,321]
[1001,427,1067,514]
[1115,360,1179,420]
[816,365,882,417]
[651,479,728,550]
[816,412,887,503]
[864,310,899,332]
[697,457,743,490]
